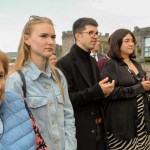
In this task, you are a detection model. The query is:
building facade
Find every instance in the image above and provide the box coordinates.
[60,27,150,60]
[54,44,63,59]
[62,31,75,56]
[133,26,150,59]
[100,33,109,54]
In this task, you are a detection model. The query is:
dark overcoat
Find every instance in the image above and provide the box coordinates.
[56,44,107,150]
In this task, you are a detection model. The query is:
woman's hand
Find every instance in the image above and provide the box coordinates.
[141,78,150,91]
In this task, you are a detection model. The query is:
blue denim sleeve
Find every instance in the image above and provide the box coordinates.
[57,69,77,150]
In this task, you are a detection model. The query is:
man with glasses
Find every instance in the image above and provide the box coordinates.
[56,17,114,150]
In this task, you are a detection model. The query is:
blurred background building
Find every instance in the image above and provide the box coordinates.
[6,26,150,76]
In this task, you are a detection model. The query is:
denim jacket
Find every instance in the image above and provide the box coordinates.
[6,62,77,150]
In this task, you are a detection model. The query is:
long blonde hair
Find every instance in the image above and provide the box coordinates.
[10,16,64,98]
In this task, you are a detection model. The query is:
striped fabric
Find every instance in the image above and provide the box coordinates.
[107,94,150,150]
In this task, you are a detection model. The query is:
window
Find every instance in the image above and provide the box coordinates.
[144,37,150,57]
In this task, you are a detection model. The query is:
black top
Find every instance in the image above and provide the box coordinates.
[101,58,150,140]
[56,44,106,150]
[75,44,95,85]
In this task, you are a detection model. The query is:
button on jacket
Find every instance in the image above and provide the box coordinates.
[6,62,77,150]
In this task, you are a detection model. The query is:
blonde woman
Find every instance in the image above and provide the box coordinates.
[6,16,77,150]
[49,52,58,66]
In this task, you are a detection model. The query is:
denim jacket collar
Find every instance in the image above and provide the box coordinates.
[27,62,52,80]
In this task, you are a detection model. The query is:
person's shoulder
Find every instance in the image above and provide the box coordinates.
[55,67,67,85]
[131,58,140,64]
[55,67,66,79]
[131,58,143,68]
[97,53,105,58]
[55,67,63,75]
[98,55,109,63]
[58,45,77,62]
[98,55,108,60]
[7,71,21,80]
[56,53,72,68]
[58,54,68,62]
[102,58,116,67]
[5,91,23,102]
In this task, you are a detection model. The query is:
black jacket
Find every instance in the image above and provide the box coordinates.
[56,44,107,150]
[101,58,150,140]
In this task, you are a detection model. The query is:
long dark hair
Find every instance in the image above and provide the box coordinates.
[107,28,136,60]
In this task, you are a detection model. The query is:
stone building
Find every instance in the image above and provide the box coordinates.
[54,44,63,59]
[62,31,75,56]
[133,26,150,59]
[100,33,109,54]
[133,26,150,76]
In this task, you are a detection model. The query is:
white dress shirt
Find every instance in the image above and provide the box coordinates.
[90,52,98,61]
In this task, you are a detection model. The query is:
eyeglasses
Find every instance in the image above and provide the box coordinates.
[0,115,4,139]
[81,31,101,38]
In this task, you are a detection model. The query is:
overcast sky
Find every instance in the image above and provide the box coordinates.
[1,0,150,52]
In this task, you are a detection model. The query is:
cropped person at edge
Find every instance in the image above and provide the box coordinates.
[0,50,38,149]
[101,28,150,150]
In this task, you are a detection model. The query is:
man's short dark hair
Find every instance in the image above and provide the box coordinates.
[73,17,98,35]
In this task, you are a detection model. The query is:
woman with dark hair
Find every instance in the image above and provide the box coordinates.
[101,28,150,149]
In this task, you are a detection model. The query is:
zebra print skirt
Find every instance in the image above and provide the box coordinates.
[107,94,150,150]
